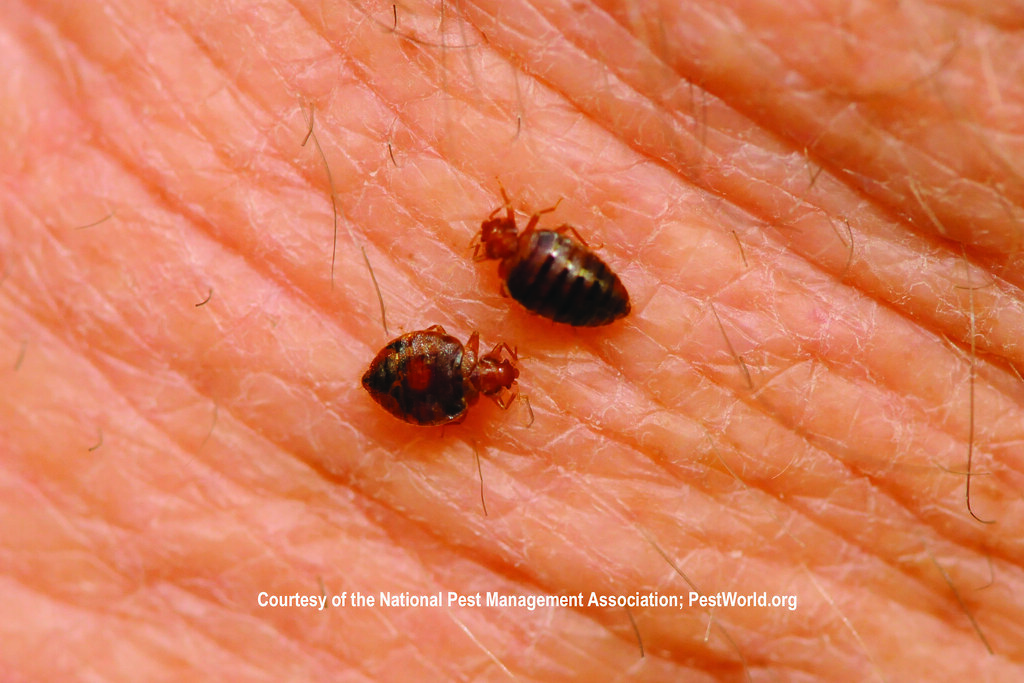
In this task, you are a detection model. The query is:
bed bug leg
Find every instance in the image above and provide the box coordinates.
[496,385,533,427]
[494,386,516,410]
[496,180,513,209]
[487,342,520,377]
[552,222,599,248]
[489,341,517,359]
[521,198,564,238]
[472,440,488,517]
[519,393,535,427]
[469,230,484,258]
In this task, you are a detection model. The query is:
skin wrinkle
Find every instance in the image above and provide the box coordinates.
[253,9,545,326]
[19,40,339,366]
[663,253,1015,565]
[589,0,1024,264]
[750,266,1002,480]
[67,9,352,303]
[748,111,1018,370]
[643,307,1011,659]
[694,384,971,600]
[365,480,656,677]
[8,259,372,622]
[2,0,1024,679]
[684,1,1024,250]
[2,299,212,528]
[480,0,1024,374]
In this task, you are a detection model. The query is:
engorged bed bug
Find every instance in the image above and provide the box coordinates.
[361,325,524,426]
[472,187,631,326]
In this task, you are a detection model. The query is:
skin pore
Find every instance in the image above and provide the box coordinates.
[3,0,1024,680]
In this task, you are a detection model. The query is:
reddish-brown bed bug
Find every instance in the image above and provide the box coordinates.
[473,187,631,326]
[362,325,523,426]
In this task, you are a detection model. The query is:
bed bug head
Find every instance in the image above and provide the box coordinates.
[472,342,520,406]
[473,206,520,262]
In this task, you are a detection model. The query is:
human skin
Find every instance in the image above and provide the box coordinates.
[2,0,1023,680]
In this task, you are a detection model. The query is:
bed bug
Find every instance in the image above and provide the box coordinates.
[361,325,523,426]
[473,187,630,326]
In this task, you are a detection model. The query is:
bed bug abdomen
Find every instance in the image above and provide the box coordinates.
[361,329,469,426]
[504,230,630,326]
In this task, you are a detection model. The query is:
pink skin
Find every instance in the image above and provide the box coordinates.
[2,0,1024,680]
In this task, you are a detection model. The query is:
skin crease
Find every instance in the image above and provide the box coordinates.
[2,0,1024,679]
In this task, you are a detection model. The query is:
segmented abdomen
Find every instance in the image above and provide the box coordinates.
[361,331,469,425]
[505,231,630,326]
